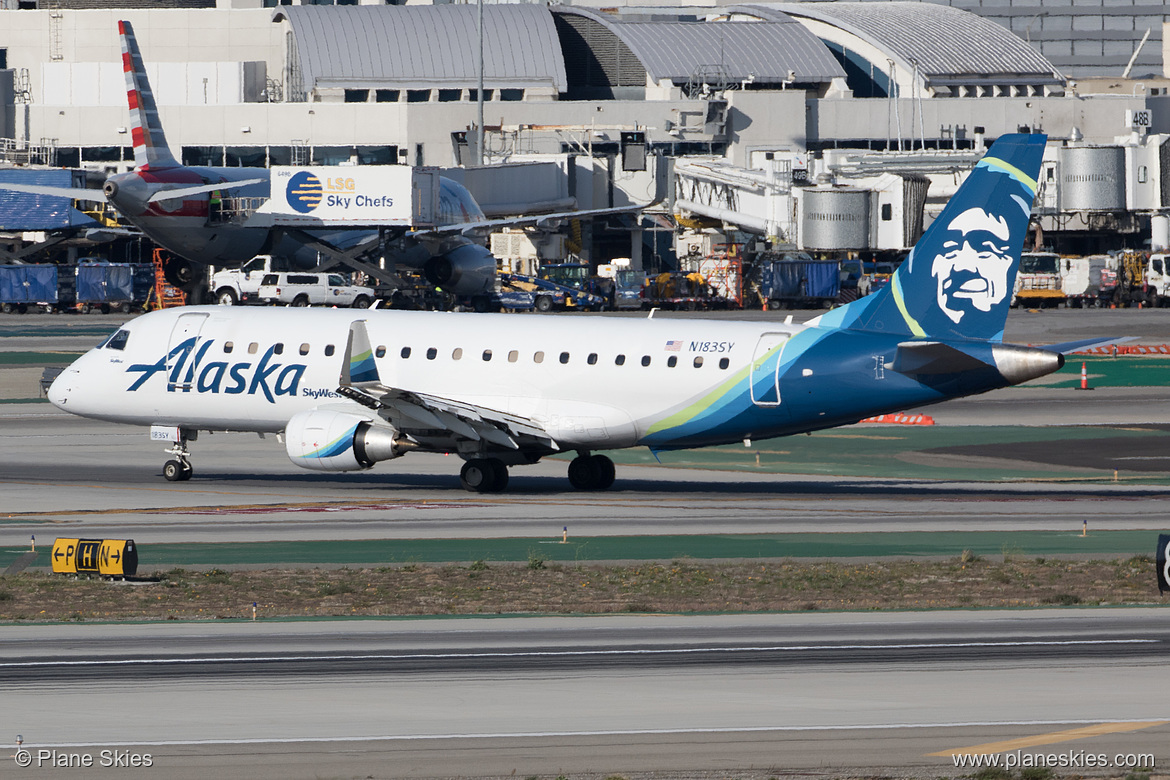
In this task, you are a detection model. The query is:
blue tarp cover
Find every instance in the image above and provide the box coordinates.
[0,265,58,303]
[760,261,839,299]
[77,263,133,302]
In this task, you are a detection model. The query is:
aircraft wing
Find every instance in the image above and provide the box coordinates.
[335,319,559,452]
[409,205,644,238]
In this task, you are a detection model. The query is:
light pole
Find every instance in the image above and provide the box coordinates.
[476,0,485,166]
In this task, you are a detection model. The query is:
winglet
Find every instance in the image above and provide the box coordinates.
[118,20,179,170]
[341,320,380,387]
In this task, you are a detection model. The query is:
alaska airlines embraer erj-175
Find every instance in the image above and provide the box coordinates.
[2,21,641,297]
[48,134,1102,492]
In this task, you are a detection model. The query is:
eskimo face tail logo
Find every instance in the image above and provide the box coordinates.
[287,171,323,214]
[886,135,1044,342]
[932,207,1013,324]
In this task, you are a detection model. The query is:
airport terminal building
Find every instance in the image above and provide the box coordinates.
[2,0,1170,266]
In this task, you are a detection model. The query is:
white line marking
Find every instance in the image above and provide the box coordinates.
[18,719,1170,749]
[0,639,1153,668]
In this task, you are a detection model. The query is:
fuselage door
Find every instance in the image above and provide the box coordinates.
[165,312,209,392]
[749,332,790,406]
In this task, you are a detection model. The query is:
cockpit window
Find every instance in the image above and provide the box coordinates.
[104,329,130,351]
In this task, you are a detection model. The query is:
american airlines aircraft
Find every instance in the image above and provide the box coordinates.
[3,21,640,296]
[48,134,1093,492]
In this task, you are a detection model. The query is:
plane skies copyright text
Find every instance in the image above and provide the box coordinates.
[14,748,153,769]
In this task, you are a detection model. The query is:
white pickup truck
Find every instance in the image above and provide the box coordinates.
[209,255,293,305]
[257,272,375,308]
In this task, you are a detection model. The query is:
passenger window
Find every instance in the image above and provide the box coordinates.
[693,356,704,368]
[667,356,677,368]
[401,347,411,359]
[587,353,598,365]
[106,329,130,350]
[375,346,386,358]
[248,342,259,354]
[641,356,651,367]
[427,347,437,360]
[452,348,463,360]
[534,351,544,364]
[559,352,570,364]
[508,350,518,363]
[482,349,492,361]
[615,355,626,366]
[273,343,284,355]
[223,341,234,354]
[719,357,730,369]
[325,345,335,356]
[299,343,310,356]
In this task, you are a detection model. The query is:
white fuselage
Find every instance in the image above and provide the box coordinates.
[50,307,805,451]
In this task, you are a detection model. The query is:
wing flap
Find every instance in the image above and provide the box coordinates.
[338,320,557,452]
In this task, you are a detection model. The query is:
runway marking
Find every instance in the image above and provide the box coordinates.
[17,719,1170,750]
[926,721,1170,757]
[0,638,1154,669]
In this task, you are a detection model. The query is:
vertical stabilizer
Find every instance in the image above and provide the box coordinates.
[816,134,1047,342]
[118,20,179,170]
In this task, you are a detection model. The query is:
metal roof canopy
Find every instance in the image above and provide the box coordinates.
[273,5,568,93]
[739,2,1063,87]
[553,7,845,85]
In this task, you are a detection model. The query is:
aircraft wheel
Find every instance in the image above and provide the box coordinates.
[164,258,197,288]
[163,459,192,482]
[460,459,505,493]
[534,295,553,313]
[568,455,599,490]
[590,454,615,490]
[487,459,509,493]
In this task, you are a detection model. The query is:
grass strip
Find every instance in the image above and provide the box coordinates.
[1,530,1158,571]
[0,556,1160,623]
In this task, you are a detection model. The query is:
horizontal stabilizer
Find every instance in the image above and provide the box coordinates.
[0,182,106,202]
[1038,336,1135,355]
[147,178,265,203]
[892,341,991,375]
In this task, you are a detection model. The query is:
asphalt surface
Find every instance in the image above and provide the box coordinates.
[3,610,1168,778]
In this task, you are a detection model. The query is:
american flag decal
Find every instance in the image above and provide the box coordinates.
[664,340,683,352]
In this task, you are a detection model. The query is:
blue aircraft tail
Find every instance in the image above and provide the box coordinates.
[817,133,1046,342]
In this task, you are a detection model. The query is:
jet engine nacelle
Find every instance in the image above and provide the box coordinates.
[423,243,497,296]
[284,409,405,472]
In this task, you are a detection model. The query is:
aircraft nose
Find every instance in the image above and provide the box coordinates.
[47,369,73,409]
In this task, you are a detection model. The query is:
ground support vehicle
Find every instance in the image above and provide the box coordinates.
[749,252,840,309]
[510,271,605,311]
[210,255,294,306]
[258,272,375,308]
[0,264,57,314]
[72,261,149,314]
[536,263,610,310]
[643,271,733,310]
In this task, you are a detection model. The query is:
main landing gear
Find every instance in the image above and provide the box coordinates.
[162,432,194,482]
[567,452,615,491]
[460,458,509,493]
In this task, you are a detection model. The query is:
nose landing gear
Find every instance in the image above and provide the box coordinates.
[160,429,195,482]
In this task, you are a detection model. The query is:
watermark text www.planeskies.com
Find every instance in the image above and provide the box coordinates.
[954,750,1155,771]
